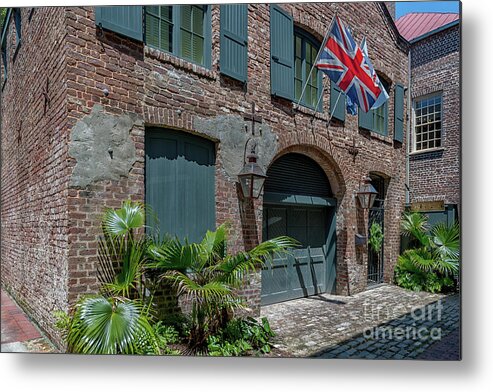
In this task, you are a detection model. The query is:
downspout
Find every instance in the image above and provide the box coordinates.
[405,49,411,205]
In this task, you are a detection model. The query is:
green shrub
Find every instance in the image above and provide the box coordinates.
[395,212,459,293]
[369,222,384,254]
[207,317,276,356]
[394,264,455,293]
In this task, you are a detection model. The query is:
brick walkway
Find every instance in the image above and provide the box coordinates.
[261,284,460,359]
[1,288,55,353]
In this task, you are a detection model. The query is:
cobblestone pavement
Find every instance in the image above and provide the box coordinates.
[417,328,460,360]
[261,284,460,359]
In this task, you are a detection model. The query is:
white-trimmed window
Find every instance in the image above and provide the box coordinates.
[414,94,442,151]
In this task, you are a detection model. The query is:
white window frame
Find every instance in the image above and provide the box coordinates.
[412,93,443,153]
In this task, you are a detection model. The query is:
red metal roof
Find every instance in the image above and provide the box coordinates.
[395,12,459,42]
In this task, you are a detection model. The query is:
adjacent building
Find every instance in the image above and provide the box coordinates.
[1,3,408,345]
[396,11,460,226]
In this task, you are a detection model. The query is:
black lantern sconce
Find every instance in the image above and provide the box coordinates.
[238,140,267,200]
[356,176,378,210]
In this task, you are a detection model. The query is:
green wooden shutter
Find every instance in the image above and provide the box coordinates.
[383,101,389,136]
[145,129,216,243]
[394,84,405,143]
[330,81,345,122]
[359,107,374,131]
[270,5,294,100]
[95,6,143,41]
[220,4,248,82]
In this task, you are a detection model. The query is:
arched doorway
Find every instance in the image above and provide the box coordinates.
[261,153,337,305]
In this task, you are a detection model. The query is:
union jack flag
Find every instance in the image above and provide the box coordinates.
[316,16,388,113]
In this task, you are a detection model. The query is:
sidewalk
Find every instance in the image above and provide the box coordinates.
[1,288,55,353]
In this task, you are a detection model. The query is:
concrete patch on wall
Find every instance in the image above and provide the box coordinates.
[193,114,278,181]
[69,105,141,188]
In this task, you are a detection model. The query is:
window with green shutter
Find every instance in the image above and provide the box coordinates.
[358,78,390,135]
[144,5,211,68]
[294,29,322,111]
[145,6,173,52]
[220,4,248,83]
[270,5,294,101]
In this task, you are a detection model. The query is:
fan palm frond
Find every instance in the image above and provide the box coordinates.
[102,200,145,238]
[399,248,435,274]
[431,222,460,262]
[400,211,430,246]
[66,296,159,355]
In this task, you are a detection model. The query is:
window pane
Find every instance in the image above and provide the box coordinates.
[181,30,192,59]
[181,5,192,30]
[295,79,302,101]
[295,58,302,80]
[192,34,204,64]
[161,21,172,52]
[146,14,160,48]
[161,6,172,21]
[192,6,204,36]
[295,36,302,57]
[147,6,159,15]
[311,85,317,107]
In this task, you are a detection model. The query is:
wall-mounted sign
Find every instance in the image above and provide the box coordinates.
[411,200,445,212]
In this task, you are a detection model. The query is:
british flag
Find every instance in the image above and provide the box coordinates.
[316,16,388,113]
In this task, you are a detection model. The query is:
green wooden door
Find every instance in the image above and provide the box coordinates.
[145,128,216,243]
[261,204,336,305]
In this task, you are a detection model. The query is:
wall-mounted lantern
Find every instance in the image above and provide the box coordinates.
[356,176,378,210]
[238,144,267,200]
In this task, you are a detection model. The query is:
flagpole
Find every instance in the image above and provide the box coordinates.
[311,77,343,124]
[297,14,336,107]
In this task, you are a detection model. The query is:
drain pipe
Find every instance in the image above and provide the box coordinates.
[405,49,411,205]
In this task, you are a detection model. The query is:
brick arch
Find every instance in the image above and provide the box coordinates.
[290,6,334,44]
[267,143,347,203]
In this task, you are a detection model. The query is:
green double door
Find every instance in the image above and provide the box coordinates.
[261,204,336,305]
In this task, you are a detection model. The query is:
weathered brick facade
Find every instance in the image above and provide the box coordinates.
[408,23,460,209]
[1,3,408,346]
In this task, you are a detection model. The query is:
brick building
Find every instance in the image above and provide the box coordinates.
[1,3,408,345]
[396,12,461,225]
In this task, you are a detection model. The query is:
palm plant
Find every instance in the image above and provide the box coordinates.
[147,224,298,353]
[97,200,149,299]
[62,200,161,354]
[396,211,460,292]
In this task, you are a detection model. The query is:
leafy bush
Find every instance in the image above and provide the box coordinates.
[369,221,384,254]
[152,322,181,355]
[394,264,455,293]
[395,212,459,293]
[207,317,276,356]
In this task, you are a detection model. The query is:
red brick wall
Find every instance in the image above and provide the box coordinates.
[2,3,409,343]
[409,25,460,207]
[62,3,408,299]
[1,7,70,345]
